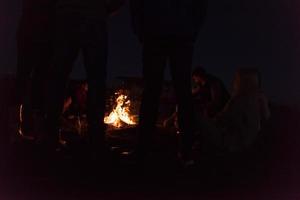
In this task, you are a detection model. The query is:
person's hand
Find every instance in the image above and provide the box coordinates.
[163,119,169,128]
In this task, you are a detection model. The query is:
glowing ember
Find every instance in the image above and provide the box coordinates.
[104,93,137,128]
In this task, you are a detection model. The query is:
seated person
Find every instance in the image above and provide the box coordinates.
[74,81,88,115]
[200,68,271,153]
[192,67,230,118]
[63,81,88,117]
[61,81,89,136]
[163,67,230,129]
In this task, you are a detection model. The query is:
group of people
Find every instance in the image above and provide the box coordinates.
[204,68,270,153]
[164,67,270,155]
[15,0,270,165]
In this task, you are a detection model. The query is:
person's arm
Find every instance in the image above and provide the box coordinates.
[107,0,126,16]
[63,97,72,114]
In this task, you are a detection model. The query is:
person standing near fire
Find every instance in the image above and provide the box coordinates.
[45,0,125,155]
[16,0,56,137]
[129,0,208,164]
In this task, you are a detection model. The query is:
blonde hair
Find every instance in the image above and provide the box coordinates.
[232,68,261,96]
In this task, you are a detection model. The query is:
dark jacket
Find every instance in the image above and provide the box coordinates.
[56,0,125,19]
[130,0,207,40]
[18,0,57,40]
[21,0,56,18]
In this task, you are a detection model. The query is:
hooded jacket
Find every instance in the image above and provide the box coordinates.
[130,0,207,40]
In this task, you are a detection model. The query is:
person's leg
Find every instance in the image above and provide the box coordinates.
[28,40,54,140]
[81,21,108,150]
[16,22,53,136]
[45,15,80,146]
[31,41,53,113]
[15,12,43,107]
[16,1,56,134]
[138,39,167,154]
[15,33,37,135]
[169,39,196,159]
[28,5,56,114]
[15,36,33,107]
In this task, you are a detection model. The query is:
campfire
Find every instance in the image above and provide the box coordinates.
[104,92,137,128]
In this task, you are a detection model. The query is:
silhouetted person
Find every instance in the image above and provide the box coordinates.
[192,67,230,118]
[62,81,88,116]
[45,0,125,153]
[163,67,230,129]
[200,68,271,153]
[16,0,56,135]
[130,0,207,163]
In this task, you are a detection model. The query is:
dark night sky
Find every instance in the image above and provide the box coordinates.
[0,0,299,106]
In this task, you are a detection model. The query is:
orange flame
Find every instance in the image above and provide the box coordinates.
[104,93,137,128]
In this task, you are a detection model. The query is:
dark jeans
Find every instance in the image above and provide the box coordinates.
[16,20,54,111]
[15,13,54,134]
[46,14,108,145]
[139,37,196,155]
